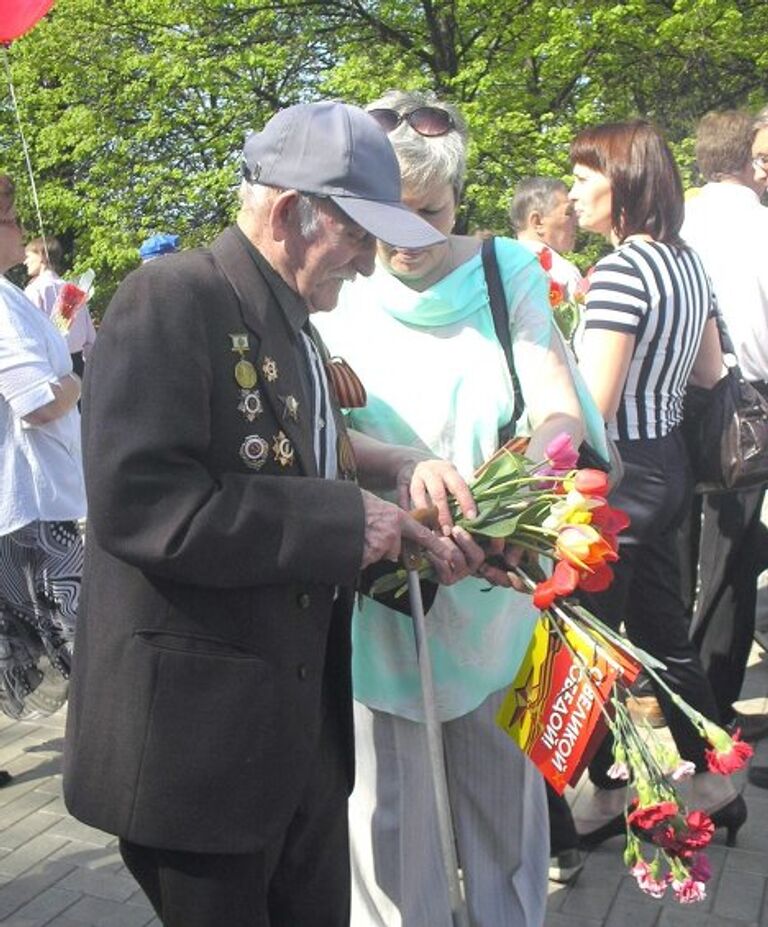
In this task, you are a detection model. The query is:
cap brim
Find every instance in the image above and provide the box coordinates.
[331,196,445,248]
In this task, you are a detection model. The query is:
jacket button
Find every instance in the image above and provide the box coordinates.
[297,664,308,680]
[297,592,311,609]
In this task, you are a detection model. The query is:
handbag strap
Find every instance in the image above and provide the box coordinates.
[711,307,750,384]
[481,237,524,429]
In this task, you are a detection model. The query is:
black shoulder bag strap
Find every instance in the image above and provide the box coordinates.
[481,237,524,444]
[481,236,612,472]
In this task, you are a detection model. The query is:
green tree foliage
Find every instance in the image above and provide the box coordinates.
[1,0,766,311]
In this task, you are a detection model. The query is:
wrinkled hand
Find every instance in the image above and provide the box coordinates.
[360,489,466,572]
[396,458,477,536]
[474,538,533,592]
[425,526,487,586]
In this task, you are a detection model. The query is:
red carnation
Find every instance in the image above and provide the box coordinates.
[627,800,679,831]
[705,729,753,774]
[681,810,715,850]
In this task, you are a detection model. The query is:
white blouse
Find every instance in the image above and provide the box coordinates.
[0,277,86,534]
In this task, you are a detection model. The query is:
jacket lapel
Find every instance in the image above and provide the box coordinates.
[210,228,317,477]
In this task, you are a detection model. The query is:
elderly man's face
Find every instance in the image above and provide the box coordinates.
[291,199,376,312]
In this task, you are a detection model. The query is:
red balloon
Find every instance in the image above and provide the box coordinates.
[0,0,55,44]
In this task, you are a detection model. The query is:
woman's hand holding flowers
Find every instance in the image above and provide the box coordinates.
[396,457,477,534]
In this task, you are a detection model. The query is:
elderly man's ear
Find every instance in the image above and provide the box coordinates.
[269,189,302,243]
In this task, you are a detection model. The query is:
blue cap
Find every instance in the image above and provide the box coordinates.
[241,101,445,249]
[139,233,180,261]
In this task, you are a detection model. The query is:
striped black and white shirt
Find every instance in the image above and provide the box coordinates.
[581,239,714,441]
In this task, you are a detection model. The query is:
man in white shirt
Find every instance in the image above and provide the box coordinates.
[24,235,97,378]
[681,109,768,742]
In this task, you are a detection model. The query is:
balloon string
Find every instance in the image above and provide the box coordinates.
[2,44,49,263]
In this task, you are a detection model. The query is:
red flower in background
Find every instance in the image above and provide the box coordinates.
[537,246,553,272]
[549,279,566,308]
[54,281,88,321]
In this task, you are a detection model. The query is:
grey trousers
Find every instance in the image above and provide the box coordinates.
[349,689,547,927]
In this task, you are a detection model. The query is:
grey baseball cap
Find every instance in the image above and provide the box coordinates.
[242,101,445,248]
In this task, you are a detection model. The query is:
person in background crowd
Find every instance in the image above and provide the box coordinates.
[681,110,768,748]
[315,89,606,926]
[0,176,86,743]
[138,231,180,263]
[24,236,97,379]
[509,176,583,300]
[568,120,747,848]
[63,101,474,927]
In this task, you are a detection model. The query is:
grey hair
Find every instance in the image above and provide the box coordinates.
[366,89,469,200]
[508,177,569,233]
[755,106,768,132]
[238,180,322,239]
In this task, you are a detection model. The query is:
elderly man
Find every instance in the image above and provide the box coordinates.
[63,102,472,927]
[681,109,768,742]
[509,176,582,300]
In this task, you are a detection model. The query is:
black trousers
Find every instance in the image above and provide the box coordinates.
[579,431,721,789]
[683,484,767,722]
[120,703,351,927]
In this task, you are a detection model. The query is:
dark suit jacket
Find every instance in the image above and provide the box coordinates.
[63,226,364,854]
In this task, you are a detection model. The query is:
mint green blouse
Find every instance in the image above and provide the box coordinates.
[315,237,606,722]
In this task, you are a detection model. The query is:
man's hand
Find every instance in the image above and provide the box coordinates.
[395,459,477,536]
[474,538,533,591]
[360,489,468,573]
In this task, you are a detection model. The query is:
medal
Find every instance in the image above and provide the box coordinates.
[280,394,299,422]
[239,435,269,470]
[229,333,259,391]
[272,431,294,467]
[235,359,258,390]
[229,333,250,352]
[238,389,263,422]
[262,357,279,382]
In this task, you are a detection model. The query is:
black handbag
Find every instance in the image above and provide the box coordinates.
[682,312,768,494]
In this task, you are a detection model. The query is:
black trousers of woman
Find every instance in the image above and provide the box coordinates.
[579,430,721,789]
[682,484,767,723]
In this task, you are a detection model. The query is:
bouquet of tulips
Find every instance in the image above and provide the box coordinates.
[370,432,625,599]
[371,433,752,904]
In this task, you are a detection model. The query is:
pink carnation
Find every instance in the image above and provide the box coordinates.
[630,860,668,898]
[672,877,707,904]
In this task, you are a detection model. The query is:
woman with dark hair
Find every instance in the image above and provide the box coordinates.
[567,121,747,844]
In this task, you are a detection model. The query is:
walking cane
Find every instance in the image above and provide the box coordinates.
[403,542,471,927]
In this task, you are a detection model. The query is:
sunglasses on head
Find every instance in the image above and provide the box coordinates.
[368,106,455,138]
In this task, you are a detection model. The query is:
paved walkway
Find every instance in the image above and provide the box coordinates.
[0,578,766,925]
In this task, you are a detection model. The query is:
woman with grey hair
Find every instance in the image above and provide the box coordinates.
[315,89,607,926]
